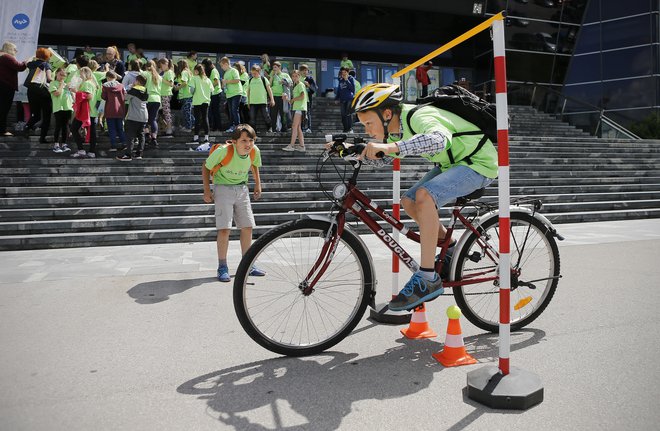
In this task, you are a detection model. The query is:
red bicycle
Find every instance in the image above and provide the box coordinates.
[234,135,562,356]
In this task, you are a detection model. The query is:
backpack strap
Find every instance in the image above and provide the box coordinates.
[405,105,487,166]
[210,144,234,177]
[210,144,257,178]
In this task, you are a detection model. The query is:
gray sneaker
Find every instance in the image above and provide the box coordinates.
[388,272,444,311]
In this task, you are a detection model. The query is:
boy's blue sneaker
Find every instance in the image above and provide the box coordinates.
[389,272,443,312]
[217,264,231,283]
[249,265,266,277]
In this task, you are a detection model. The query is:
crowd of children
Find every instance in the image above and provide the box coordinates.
[15,44,323,161]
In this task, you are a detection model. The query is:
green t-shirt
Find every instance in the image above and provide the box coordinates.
[223,67,242,99]
[49,80,73,112]
[127,53,147,65]
[209,68,221,96]
[394,104,498,179]
[177,70,192,100]
[205,144,262,185]
[240,71,249,97]
[186,58,197,73]
[270,72,291,97]
[83,52,95,60]
[159,69,174,96]
[92,71,105,85]
[191,75,213,106]
[354,79,362,93]
[141,71,162,103]
[292,81,307,111]
[340,59,354,69]
[64,64,78,85]
[247,75,270,104]
[79,80,99,117]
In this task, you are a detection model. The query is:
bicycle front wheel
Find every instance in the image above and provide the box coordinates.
[452,212,560,332]
[233,219,374,356]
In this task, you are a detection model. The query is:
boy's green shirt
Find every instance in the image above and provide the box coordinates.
[205,144,262,185]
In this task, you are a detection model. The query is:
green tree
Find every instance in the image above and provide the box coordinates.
[630,112,660,139]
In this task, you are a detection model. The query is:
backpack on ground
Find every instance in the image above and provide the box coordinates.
[209,142,256,177]
[405,84,498,166]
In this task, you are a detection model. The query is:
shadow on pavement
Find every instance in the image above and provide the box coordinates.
[177,328,545,429]
[127,277,218,304]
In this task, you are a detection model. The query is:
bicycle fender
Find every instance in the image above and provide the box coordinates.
[299,214,378,308]
[450,207,562,280]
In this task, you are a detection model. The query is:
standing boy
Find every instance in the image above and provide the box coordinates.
[202,124,266,282]
[116,74,147,161]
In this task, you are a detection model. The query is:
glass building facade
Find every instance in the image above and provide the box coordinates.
[479,0,659,133]
[562,0,660,131]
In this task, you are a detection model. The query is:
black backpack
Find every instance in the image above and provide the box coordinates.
[405,85,498,165]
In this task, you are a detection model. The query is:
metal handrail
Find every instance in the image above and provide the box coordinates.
[510,82,640,139]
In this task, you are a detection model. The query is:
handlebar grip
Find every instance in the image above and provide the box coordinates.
[375,151,385,158]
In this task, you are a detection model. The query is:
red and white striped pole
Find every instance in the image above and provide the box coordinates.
[493,16,511,376]
[391,158,401,299]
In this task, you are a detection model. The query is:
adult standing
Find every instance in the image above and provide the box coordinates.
[415,61,433,98]
[100,46,125,80]
[0,42,27,136]
[24,48,54,143]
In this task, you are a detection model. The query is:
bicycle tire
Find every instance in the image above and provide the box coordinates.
[233,218,374,356]
[452,212,560,332]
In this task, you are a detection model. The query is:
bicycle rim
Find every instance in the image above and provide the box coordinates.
[453,213,560,332]
[234,219,371,356]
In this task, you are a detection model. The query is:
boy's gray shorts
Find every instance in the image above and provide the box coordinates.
[213,184,255,229]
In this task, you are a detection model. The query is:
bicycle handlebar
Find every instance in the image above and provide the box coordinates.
[324,134,384,160]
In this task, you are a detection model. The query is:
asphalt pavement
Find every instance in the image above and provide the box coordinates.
[1,219,659,430]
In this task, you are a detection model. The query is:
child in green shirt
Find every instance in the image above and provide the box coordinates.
[190,64,213,143]
[201,124,265,282]
[175,60,194,132]
[49,67,73,153]
[157,58,175,137]
[282,70,307,152]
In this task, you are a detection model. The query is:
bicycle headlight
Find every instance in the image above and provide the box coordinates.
[332,184,347,199]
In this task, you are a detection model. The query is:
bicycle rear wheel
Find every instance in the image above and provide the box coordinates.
[233,219,374,356]
[452,212,560,332]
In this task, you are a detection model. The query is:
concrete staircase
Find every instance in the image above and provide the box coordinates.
[1,100,659,250]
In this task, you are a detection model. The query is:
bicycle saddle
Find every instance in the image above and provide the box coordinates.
[456,187,485,205]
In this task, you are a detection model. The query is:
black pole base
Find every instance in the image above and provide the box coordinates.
[368,303,411,325]
[466,365,544,410]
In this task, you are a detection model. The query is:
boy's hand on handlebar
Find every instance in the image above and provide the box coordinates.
[361,142,394,160]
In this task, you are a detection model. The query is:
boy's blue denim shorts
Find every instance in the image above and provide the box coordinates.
[402,165,493,209]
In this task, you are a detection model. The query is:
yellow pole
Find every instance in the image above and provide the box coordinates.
[392,12,505,79]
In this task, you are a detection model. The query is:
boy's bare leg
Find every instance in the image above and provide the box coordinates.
[414,189,440,269]
[402,197,448,242]
[217,229,230,261]
[239,227,253,255]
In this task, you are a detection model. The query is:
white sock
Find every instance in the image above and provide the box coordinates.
[193,135,199,141]
[419,270,437,281]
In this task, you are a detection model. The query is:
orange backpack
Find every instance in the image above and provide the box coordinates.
[209,142,257,177]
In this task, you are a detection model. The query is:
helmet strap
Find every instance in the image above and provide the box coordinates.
[376,110,390,143]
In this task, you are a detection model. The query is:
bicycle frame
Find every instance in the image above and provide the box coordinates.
[302,164,500,294]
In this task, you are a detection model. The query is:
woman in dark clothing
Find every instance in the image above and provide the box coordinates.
[24,47,53,143]
[99,46,125,79]
[0,42,27,136]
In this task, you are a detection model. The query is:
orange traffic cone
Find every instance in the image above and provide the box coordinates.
[400,303,437,339]
[432,305,477,367]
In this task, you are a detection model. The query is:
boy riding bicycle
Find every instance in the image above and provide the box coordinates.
[352,83,498,311]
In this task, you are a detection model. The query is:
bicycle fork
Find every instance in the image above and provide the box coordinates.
[300,212,346,295]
